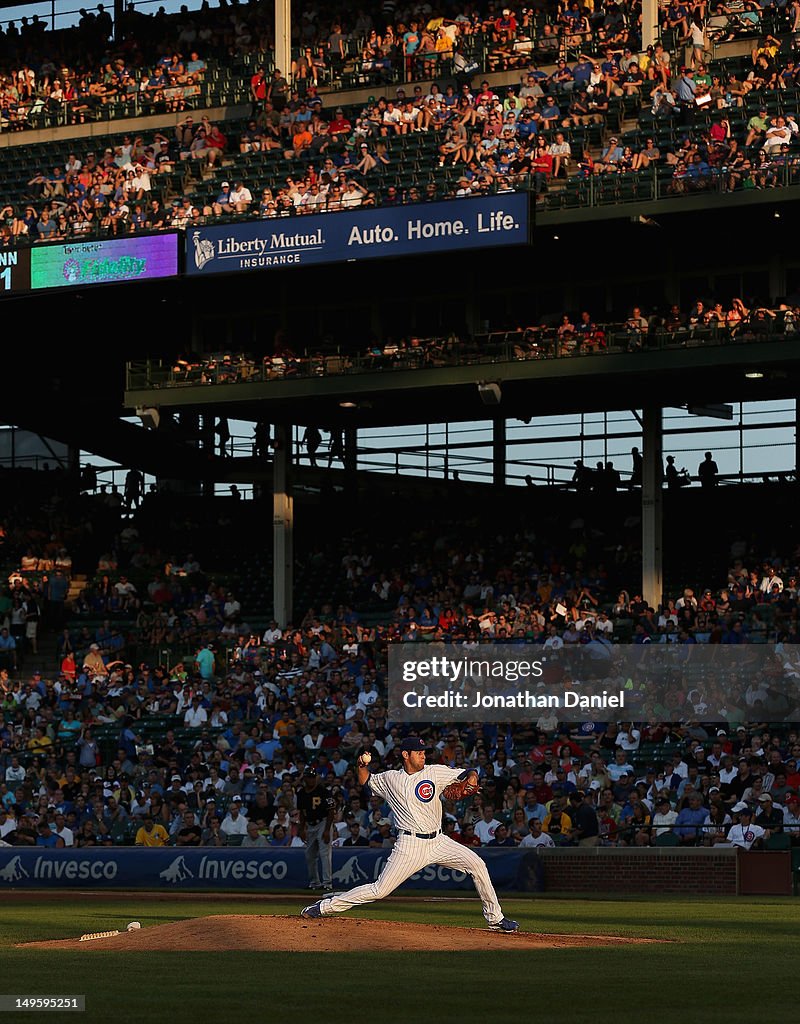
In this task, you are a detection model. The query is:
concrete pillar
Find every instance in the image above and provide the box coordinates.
[493,414,506,488]
[464,296,483,337]
[273,423,294,627]
[275,0,292,85]
[201,414,215,498]
[344,425,358,494]
[795,400,800,484]
[769,252,785,304]
[642,406,663,610]
[642,0,658,50]
[370,300,383,340]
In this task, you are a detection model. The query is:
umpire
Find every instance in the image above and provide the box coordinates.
[297,768,334,890]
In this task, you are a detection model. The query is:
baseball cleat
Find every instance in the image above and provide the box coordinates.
[489,918,519,933]
[301,901,324,919]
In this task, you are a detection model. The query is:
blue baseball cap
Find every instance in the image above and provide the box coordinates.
[399,737,426,753]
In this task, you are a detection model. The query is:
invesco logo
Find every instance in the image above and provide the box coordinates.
[196,857,289,880]
[5,857,119,881]
[414,780,435,803]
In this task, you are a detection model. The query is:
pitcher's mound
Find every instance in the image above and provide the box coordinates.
[22,915,661,952]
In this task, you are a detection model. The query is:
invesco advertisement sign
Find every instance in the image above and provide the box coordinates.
[186,193,529,276]
[0,847,536,891]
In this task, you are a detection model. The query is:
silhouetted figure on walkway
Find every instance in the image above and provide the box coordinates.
[328,428,345,468]
[665,455,681,490]
[303,425,322,467]
[630,447,643,488]
[573,459,591,495]
[698,451,719,489]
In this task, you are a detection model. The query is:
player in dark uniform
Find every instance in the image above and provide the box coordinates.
[296,768,334,891]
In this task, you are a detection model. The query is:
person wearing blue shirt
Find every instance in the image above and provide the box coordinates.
[666,0,689,35]
[516,113,536,140]
[608,752,633,781]
[523,796,549,822]
[293,102,312,126]
[257,737,282,761]
[57,712,82,741]
[674,793,707,843]
[540,96,560,128]
[555,64,575,94]
[685,153,711,179]
[572,56,594,89]
[0,629,17,671]
[186,52,206,76]
[675,68,697,104]
[36,821,64,848]
[194,644,216,681]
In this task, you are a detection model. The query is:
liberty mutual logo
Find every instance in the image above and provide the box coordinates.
[192,232,215,271]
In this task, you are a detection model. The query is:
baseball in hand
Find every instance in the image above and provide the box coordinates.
[359,751,372,766]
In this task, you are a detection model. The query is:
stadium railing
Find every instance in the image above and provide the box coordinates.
[126,320,799,391]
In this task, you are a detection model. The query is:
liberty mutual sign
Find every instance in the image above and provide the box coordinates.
[186,194,529,276]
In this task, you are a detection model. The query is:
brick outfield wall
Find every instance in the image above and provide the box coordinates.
[537,848,740,895]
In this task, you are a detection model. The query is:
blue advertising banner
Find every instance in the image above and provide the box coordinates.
[0,847,540,892]
[186,194,529,276]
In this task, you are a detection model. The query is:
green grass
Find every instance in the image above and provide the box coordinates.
[1,895,799,1023]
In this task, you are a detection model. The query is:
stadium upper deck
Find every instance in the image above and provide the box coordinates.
[1,2,800,232]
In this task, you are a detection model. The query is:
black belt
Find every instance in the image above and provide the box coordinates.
[400,829,441,839]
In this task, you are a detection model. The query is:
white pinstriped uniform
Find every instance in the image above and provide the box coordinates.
[319,764,504,924]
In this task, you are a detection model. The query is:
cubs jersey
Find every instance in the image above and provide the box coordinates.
[726,822,765,850]
[367,765,463,833]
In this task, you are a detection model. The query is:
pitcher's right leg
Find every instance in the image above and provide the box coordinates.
[303,838,429,916]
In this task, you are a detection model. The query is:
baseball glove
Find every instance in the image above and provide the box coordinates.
[442,772,480,801]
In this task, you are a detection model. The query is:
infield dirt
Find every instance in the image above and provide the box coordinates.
[21,914,663,952]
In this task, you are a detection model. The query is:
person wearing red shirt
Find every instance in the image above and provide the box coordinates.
[529,734,550,763]
[454,822,481,846]
[476,80,498,106]
[547,731,586,759]
[205,123,227,153]
[531,141,553,194]
[785,758,800,792]
[532,772,553,804]
[493,9,518,41]
[517,760,537,788]
[250,65,267,116]
[328,107,352,151]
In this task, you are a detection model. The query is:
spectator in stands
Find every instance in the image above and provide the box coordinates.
[727,803,768,848]
[568,790,600,846]
[229,180,253,214]
[674,792,707,845]
[135,814,169,846]
[221,796,249,838]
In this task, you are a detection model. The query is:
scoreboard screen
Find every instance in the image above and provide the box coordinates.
[0,234,178,297]
[31,234,178,290]
[0,248,32,294]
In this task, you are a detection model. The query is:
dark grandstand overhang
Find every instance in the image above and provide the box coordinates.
[125,338,800,429]
[536,182,800,227]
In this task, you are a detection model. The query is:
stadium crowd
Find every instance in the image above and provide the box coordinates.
[6,57,800,241]
[144,296,798,390]
[2,0,800,237]
[1,475,800,854]
[1,0,800,856]
[0,0,797,118]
